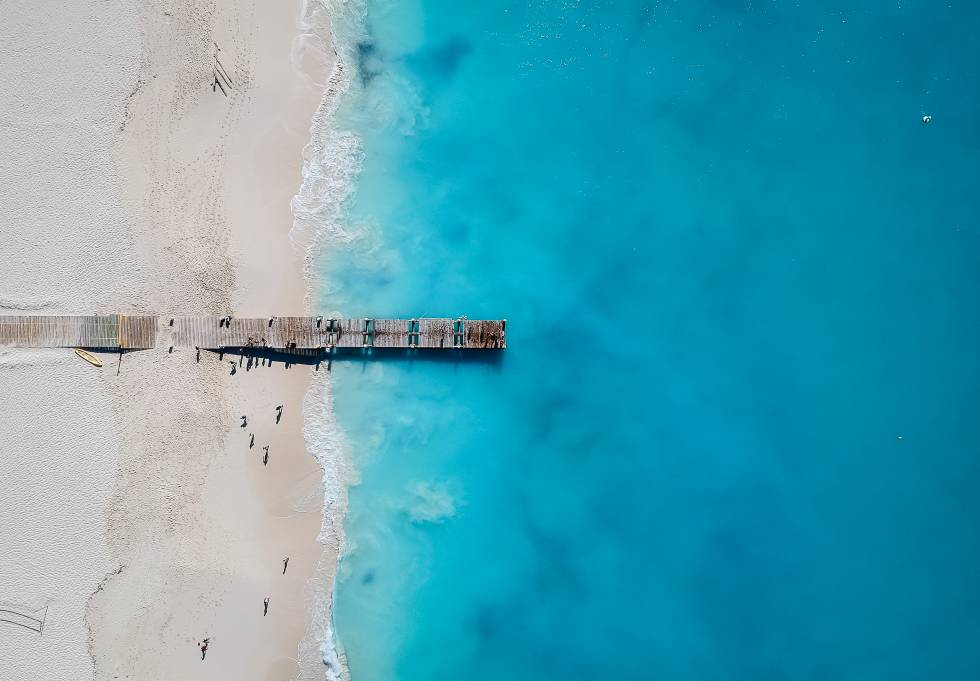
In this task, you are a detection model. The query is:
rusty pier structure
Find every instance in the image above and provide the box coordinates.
[0,315,506,352]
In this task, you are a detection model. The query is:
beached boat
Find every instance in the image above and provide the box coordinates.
[74,349,103,367]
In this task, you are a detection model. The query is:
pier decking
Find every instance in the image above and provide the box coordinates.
[0,315,158,350]
[0,315,506,351]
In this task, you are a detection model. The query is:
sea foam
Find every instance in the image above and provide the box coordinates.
[291,0,366,312]
[291,1,369,677]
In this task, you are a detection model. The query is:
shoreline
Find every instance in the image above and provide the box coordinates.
[89,2,336,679]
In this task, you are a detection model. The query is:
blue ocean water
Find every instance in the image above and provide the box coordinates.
[318,1,980,679]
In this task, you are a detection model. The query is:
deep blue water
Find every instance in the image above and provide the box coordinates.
[319,1,980,679]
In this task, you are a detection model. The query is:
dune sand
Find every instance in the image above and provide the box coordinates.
[0,1,344,679]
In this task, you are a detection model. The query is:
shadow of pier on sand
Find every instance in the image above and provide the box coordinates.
[212,346,505,372]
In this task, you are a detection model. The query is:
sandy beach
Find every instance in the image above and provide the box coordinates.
[0,1,342,679]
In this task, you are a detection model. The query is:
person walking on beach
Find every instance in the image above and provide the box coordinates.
[275,405,283,423]
[282,556,289,575]
[249,433,255,448]
[200,638,210,660]
[262,445,269,466]
[263,597,270,616]
[240,415,247,428]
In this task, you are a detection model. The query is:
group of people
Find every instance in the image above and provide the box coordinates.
[240,407,282,466]
[199,403,289,662]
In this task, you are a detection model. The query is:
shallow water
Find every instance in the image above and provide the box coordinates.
[316,1,980,679]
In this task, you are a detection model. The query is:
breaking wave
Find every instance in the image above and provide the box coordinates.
[290,1,367,678]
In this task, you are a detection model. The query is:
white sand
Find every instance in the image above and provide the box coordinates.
[0,1,344,679]
[0,350,122,680]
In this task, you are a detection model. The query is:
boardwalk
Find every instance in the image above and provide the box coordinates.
[0,315,505,351]
[0,315,157,350]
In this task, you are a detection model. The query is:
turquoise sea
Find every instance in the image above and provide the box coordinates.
[315,1,980,679]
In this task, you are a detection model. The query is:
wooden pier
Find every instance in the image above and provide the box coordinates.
[0,315,157,350]
[0,315,506,351]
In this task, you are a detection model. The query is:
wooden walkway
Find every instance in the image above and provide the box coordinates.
[0,315,506,351]
[0,315,157,349]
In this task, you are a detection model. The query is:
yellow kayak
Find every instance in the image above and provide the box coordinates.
[74,349,103,367]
